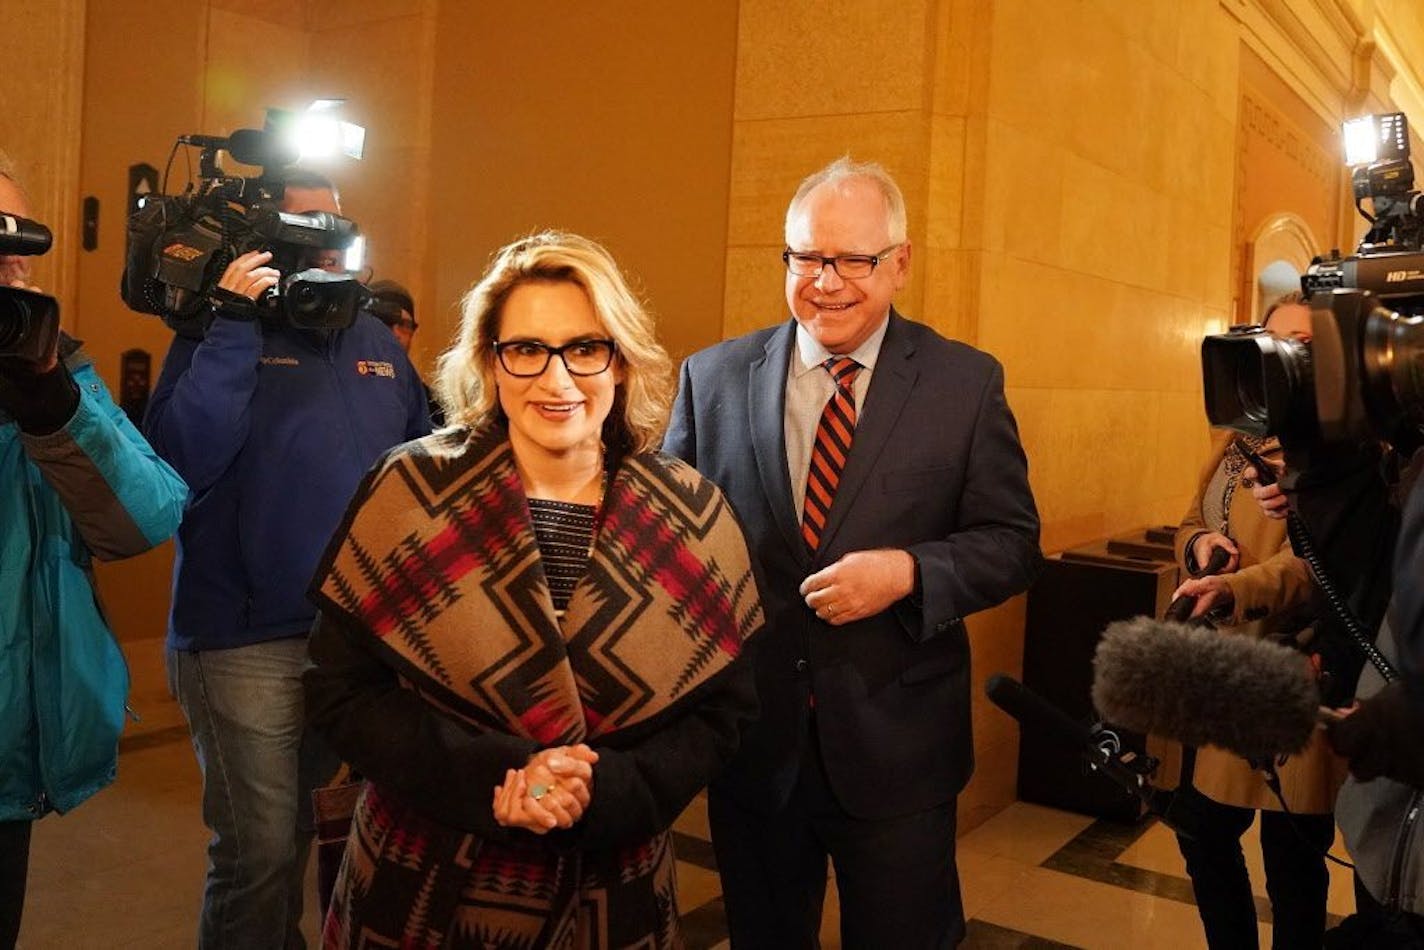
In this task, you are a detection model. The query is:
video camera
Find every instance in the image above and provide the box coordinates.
[0,214,60,363]
[1202,112,1424,452]
[121,112,367,338]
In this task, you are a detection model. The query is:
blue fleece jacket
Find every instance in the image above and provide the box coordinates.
[1,355,186,820]
[145,312,431,652]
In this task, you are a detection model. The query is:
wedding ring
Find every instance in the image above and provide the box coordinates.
[529,783,552,801]
[826,604,836,617]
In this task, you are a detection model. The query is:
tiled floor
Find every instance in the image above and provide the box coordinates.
[17,637,1358,949]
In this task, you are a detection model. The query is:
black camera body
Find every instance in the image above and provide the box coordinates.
[1202,113,1424,453]
[0,214,61,363]
[121,129,364,338]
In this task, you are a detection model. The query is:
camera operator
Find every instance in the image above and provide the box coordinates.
[1239,342,1415,947]
[143,168,431,949]
[0,154,186,947]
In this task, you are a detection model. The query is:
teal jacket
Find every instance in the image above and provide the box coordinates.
[0,352,186,821]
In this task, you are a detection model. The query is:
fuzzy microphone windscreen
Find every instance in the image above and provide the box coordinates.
[1091,616,1320,762]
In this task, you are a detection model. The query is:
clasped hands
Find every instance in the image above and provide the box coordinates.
[491,743,599,834]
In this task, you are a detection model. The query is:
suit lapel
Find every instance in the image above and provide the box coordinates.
[816,311,918,558]
[748,322,809,566]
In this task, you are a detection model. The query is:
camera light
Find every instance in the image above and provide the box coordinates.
[1344,115,1379,166]
[267,104,367,162]
[343,235,365,273]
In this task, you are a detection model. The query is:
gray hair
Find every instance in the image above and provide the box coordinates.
[784,156,908,245]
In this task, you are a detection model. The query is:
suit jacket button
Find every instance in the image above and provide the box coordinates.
[794,659,809,673]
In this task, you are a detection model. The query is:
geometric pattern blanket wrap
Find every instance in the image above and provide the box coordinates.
[309,424,763,948]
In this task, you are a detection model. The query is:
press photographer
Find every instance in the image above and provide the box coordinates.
[135,123,432,946]
[0,153,186,947]
[1200,110,1424,944]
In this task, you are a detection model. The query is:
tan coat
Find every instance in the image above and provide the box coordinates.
[1151,432,1346,814]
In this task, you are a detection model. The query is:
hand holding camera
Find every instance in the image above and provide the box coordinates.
[0,213,74,432]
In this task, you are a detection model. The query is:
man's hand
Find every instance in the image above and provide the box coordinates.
[1170,574,1234,620]
[799,548,916,625]
[1245,464,1290,521]
[217,250,279,302]
[1189,531,1239,575]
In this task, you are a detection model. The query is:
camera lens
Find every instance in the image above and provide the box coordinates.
[0,293,33,352]
[288,281,323,318]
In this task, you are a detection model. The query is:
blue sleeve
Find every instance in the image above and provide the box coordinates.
[21,363,187,559]
[405,356,433,439]
[661,358,696,465]
[902,361,1043,641]
[143,316,261,491]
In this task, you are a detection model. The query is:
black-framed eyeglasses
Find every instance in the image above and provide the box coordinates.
[782,244,902,279]
[493,338,617,377]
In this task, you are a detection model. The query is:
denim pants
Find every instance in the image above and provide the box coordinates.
[168,638,340,950]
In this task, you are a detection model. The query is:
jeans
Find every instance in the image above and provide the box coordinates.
[168,638,340,950]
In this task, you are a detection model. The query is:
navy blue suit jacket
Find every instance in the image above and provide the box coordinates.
[664,310,1042,819]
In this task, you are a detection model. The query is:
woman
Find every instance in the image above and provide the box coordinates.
[1166,291,1346,949]
[304,231,763,948]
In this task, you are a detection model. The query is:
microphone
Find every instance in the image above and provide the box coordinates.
[1091,616,1321,763]
[226,128,300,169]
[984,674,1196,836]
[179,129,300,169]
[1164,545,1233,622]
[0,214,53,256]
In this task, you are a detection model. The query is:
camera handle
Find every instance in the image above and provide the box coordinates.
[1229,439,1397,683]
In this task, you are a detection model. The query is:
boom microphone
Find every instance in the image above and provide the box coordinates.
[1091,617,1321,762]
[984,674,1198,836]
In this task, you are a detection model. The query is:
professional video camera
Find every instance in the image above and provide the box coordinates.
[1202,112,1424,452]
[0,213,60,363]
[121,110,367,338]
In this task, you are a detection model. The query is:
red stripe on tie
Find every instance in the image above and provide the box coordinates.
[801,357,861,552]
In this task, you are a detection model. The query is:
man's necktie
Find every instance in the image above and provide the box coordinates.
[801,357,862,551]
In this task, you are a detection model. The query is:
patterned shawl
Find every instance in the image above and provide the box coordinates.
[310,424,762,949]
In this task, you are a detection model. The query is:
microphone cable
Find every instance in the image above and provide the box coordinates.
[1234,439,1397,684]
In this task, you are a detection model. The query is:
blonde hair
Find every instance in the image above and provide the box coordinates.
[435,231,673,455]
[785,156,908,245]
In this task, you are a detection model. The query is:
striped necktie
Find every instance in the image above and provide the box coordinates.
[801,356,862,552]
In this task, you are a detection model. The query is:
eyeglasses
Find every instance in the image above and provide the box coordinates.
[493,338,617,377]
[782,244,902,280]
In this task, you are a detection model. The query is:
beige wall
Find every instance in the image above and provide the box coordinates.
[425,2,738,366]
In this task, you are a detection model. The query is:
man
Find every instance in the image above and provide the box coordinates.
[366,278,418,353]
[0,154,186,946]
[665,157,1041,948]
[366,277,443,425]
[144,168,431,948]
